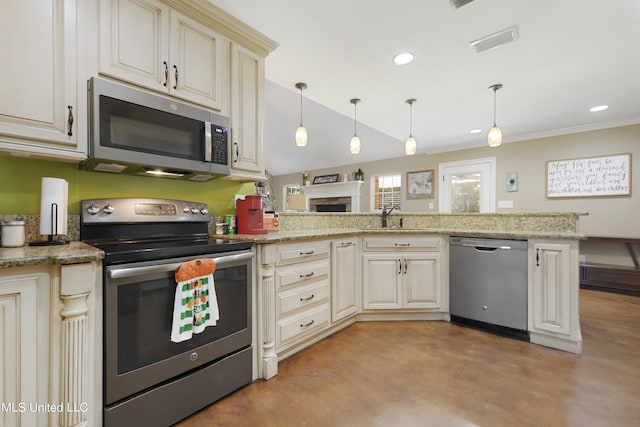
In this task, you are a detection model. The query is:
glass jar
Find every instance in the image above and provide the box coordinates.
[1,220,26,247]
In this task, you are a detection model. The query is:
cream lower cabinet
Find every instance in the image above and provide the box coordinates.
[0,261,102,427]
[0,266,50,427]
[362,236,443,311]
[99,0,230,112]
[331,239,360,322]
[528,239,582,353]
[273,240,331,353]
[0,0,87,160]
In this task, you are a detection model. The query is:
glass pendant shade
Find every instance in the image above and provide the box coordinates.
[295,125,308,146]
[487,125,502,147]
[350,135,361,154]
[404,136,417,155]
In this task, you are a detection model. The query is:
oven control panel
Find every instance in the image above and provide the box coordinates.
[81,198,210,223]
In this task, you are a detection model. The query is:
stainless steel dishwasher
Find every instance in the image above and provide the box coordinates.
[449,236,529,341]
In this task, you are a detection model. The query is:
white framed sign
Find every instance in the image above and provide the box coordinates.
[546,153,631,198]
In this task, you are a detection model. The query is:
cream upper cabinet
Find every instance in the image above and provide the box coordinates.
[331,239,360,322]
[230,43,265,179]
[0,0,86,159]
[99,0,229,112]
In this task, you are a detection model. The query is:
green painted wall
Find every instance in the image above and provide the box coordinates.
[0,156,255,215]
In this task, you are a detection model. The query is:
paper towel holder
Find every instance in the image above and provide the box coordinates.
[29,203,70,246]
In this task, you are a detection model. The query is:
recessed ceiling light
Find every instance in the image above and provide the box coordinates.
[589,105,608,112]
[469,128,482,134]
[393,52,414,65]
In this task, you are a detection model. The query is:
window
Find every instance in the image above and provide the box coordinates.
[438,157,496,213]
[371,173,402,211]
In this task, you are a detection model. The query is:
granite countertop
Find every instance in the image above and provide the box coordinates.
[0,241,104,269]
[214,227,586,243]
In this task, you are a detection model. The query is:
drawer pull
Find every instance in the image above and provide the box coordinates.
[395,243,411,247]
[299,250,315,256]
[299,272,315,278]
[300,319,315,328]
[299,294,315,302]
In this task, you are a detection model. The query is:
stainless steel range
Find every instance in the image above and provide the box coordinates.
[80,198,254,426]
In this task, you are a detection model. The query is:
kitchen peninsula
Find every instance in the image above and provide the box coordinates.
[221,211,586,380]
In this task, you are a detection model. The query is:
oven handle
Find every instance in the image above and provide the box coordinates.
[108,251,253,280]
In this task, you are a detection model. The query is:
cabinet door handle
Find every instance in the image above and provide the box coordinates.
[233,142,239,163]
[395,243,410,247]
[404,259,408,274]
[341,242,353,246]
[67,106,73,136]
[163,61,168,87]
[173,64,178,89]
[299,294,315,302]
[300,319,315,328]
[299,272,314,278]
[299,250,315,256]
[536,248,540,267]
[398,259,402,275]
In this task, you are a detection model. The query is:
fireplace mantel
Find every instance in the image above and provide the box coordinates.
[301,181,363,212]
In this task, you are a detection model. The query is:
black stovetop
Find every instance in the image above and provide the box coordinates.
[88,237,252,265]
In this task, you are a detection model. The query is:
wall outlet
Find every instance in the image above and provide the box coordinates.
[498,200,514,209]
[578,254,586,263]
[429,202,434,209]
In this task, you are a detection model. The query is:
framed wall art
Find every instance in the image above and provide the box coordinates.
[312,174,339,184]
[406,169,434,199]
[546,153,631,198]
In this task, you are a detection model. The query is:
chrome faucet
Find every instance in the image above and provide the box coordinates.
[381,204,401,228]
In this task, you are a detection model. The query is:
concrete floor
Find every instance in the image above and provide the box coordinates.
[177,289,640,426]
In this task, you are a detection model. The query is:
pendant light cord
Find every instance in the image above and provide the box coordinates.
[299,87,303,126]
[406,99,416,137]
[353,102,357,135]
[493,88,497,127]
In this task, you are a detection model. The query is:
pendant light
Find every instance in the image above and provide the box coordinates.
[487,83,503,147]
[404,99,417,155]
[349,98,361,154]
[294,82,308,147]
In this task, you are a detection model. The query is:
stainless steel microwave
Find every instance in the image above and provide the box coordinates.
[82,77,230,181]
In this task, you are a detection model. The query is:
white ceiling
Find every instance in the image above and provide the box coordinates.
[209,0,640,176]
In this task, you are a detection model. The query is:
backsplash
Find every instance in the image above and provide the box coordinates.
[0,214,229,244]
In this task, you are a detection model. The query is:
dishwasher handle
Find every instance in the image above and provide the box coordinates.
[461,243,512,252]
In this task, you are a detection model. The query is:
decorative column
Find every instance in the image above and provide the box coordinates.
[258,245,278,379]
[57,263,95,427]
[59,292,89,427]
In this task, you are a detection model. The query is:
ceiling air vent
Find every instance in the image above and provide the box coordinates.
[470,26,519,53]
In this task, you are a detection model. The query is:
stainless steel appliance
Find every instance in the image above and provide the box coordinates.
[80,198,253,426]
[449,236,529,341]
[83,78,230,181]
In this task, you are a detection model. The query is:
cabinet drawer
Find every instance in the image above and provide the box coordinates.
[275,241,330,266]
[276,303,330,348]
[276,280,329,318]
[363,236,442,252]
[275,261,329,290]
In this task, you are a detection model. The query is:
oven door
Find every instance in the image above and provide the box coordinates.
[103,250,253,405]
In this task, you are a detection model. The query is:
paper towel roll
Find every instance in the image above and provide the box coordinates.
[39,177,68,235]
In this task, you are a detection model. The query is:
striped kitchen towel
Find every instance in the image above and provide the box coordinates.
[171,258,220,343]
